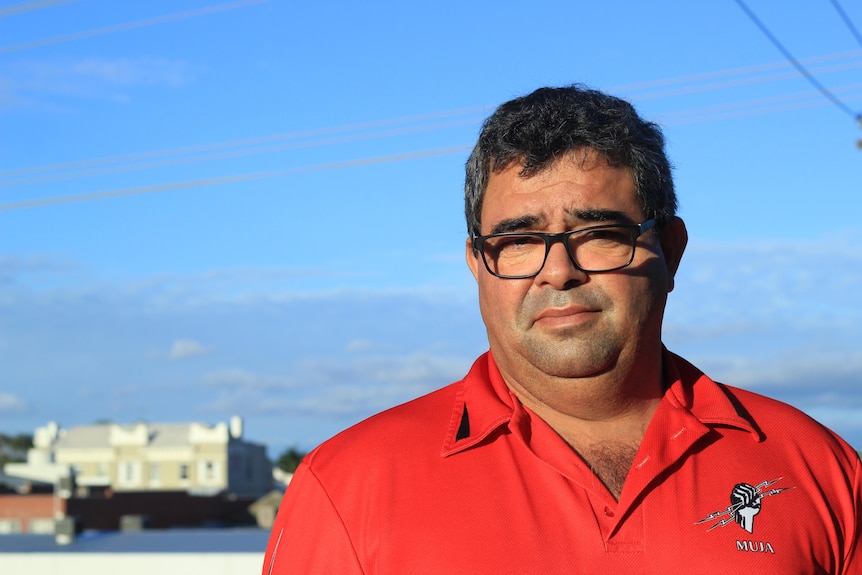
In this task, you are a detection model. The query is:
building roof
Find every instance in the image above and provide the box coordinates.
[53,421,250,450]
[0,528,269,554]
[56,423,185,449]
[0,470,49,493]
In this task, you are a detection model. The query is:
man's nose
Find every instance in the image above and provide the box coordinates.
[534,239,587,288]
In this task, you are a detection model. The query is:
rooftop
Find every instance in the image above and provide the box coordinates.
[0,528,269,554]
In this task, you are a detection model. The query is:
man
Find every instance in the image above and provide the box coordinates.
[263,85,860,574]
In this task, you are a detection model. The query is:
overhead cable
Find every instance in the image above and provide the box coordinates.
[0,0,271,54]
[3,51,859,186]
[2,49,860,210]
[732,0,861,120]
[3,80,860,212]
[0,108,486,186]
[0,146,472,212]
[0,0,78,17]
[829,0,862,49]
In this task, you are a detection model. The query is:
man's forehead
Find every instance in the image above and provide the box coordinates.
[481,156,641,233]
[484,156,636,202]
[492,147,624,177]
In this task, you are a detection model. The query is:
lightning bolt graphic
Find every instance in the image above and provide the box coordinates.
[695,477,793,531]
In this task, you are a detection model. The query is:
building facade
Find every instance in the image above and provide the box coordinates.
[6,417,271,499]
[2,417,274,533]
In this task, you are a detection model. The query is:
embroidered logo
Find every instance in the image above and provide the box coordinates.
[696,477,792,534]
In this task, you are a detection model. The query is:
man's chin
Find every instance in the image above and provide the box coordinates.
[523,343,619,380]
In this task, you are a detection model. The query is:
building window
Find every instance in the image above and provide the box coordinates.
[149,462,160,483]
[197,460,223,486]
[28,518,54,534]
[0,519,22,534]
[179,463,189,481]
[118,461,141,486]
[229,452,242,474]
[198,460,218,484]
[97,462,109,477]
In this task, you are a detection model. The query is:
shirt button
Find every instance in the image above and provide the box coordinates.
[604,506,614,517]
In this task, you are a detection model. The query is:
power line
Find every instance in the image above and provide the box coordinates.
[3,81,859,212]
[662,82,862,125]
[612,49,861,95]
[2,48,859,210]
[829,0,862,49]
[0,118,481,187]
[0,108,486,185]
[0,146,472,212]
[10,79,860,188]
[0,0,272,54]
[732,0,861,120]
[0,0,78,17]
[626,55,862,102]
[3,51,859,186]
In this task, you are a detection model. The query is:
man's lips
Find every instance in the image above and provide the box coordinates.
[533,306,598,326]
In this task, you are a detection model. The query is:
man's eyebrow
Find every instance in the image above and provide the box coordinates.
[487,210,636,235]
[489,215,543,235]
[569,209,636,224]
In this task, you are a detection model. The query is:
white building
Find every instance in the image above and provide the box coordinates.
[5,417,272,499]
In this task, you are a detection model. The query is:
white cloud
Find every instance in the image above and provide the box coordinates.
[2,234,860,448]
[345,339,373,353]
[670,233,862,326]
[214,381,434,420]
[201,368,296,390]
[0,393,28,414]
[664,233,862,360]
[68,58,191,88]
[168,339,212,360]
[286,383,431,417]
[803,407,862,431]
[198,352,472,420]
[0,57,196,110]
[298,352,471,387]
[686,349,862,394]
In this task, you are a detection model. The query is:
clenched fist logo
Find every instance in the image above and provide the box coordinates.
[697,477,791,533]
[730,483,762,533]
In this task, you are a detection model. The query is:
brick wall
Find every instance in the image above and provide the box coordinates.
[0,494,64,533]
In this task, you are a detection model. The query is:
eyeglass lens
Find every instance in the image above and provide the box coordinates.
[482,227,637,277]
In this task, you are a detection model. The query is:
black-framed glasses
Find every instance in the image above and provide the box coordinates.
[472,219,657,279]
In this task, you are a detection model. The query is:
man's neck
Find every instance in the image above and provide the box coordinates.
[511,376,662,446]
[498,356,666,499]
[498,349,666,428]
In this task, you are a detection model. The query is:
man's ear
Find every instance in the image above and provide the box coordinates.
[660,217,688,293]
[466,237,480,281]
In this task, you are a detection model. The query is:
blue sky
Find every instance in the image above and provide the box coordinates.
[1,0,861,457]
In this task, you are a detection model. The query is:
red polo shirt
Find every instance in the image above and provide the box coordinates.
[263,351,861,574]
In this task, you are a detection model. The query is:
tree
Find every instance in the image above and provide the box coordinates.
[0,433,33,466]
[276,446,307,474]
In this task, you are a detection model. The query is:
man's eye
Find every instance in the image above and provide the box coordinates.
[491,236,542,255]
[506,236,533,247]
[584,229,629,244]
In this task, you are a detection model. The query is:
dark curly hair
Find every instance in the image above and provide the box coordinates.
[465,85,676,238]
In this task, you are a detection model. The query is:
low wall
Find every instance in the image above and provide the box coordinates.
[0,553,263,575]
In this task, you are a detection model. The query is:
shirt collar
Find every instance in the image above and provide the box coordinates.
[441,348,762,457]
[441,352,513,457]
[662,348,763,440]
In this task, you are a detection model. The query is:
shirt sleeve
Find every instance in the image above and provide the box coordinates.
[843,454,862,575]
[262,462,364,575]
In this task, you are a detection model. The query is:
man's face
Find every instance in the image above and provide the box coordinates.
[466,152,679,388]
